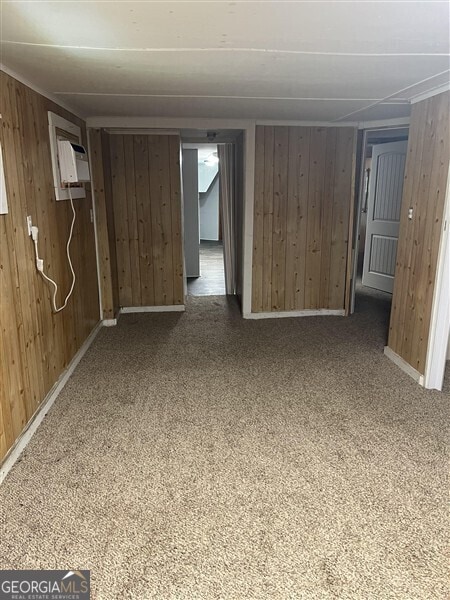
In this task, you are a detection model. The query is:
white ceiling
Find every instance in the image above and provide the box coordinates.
[1,1,449,121]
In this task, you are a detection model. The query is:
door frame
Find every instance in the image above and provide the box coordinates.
[181,133,246,301]
[349,124,410,313]
[424,163,450,390]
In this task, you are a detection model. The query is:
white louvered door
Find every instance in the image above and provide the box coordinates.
[362,140,408,293]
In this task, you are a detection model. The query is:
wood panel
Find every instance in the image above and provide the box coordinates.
[271,127,289,310]
[109,134,184,307]
[134,135,155,306]
[262,126,275,311]
[252,125,357,313]
[89,129,119,320]
[102,131,120,316]
[251,126,265,310]
[305,127,328,309]
[388,91,450,374]
[0,71,99,462]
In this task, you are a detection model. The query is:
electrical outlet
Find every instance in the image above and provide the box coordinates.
[26,215,33,236]
[90,208,94,223]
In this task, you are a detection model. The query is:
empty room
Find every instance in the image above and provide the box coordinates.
[0,1,449,599]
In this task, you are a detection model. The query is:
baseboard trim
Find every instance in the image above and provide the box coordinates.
[243,309,346,320]
[0,320,103,485]
[121,305,185,313]
[102,318,117,327]
[384,346,425,386]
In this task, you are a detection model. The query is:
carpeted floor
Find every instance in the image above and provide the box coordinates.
[0,292,448,599]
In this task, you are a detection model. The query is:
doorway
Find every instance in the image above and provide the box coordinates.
[181,129,244,299]
[183,142,225,295]
[351,127,409,338]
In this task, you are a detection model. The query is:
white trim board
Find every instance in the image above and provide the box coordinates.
[242,124,256,316]
[410,83,450,105]
[0,63,84,119]
[384,346,424,386]
[424,162,450,391]
[0,321,103,485]
[88,116,361,129]
[243,309,345,320]
[0,139,8,215]
[121,305,185,313]
[357,117,410,129]
[102,318,118,326]
[87,130,103,321]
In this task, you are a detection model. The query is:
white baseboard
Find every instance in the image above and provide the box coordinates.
[0,320,103,485]
[121,305,185,313]
[384,346,425,386]
[243,309,346,320]
[102,318,117,326]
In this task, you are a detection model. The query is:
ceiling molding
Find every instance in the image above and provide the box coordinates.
[410,83,450,104]
[0,63,84,119]
[334,68,450,121]
[55,91,408,104]
[87,116,362,129]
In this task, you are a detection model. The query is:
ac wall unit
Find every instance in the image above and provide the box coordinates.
[57,140,90,184]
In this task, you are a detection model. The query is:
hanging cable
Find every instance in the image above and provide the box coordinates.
[32,187,77,313]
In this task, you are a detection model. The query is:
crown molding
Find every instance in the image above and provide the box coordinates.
[0,64,85,120]
[410,83,450,104]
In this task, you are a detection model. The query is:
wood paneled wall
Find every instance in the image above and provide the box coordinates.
[0,72,99,461]
[109,134,184,307]
[89,129,120,319]
[252,125,356,313]
[388,91,450,375]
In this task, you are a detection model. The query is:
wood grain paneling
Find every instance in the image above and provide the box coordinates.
[89,128,119,319]
[388,91,450,374]
[109,134,184,307]
[252,125,357,313]
[0,71,99,462]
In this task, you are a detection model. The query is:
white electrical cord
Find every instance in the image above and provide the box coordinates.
[32,187,77,313]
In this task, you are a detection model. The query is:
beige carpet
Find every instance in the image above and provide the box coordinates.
[0,293,448,599]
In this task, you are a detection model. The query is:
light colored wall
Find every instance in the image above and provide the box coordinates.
[182,149,200,278]
[198,160,218,193]
[200,175,219,241]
